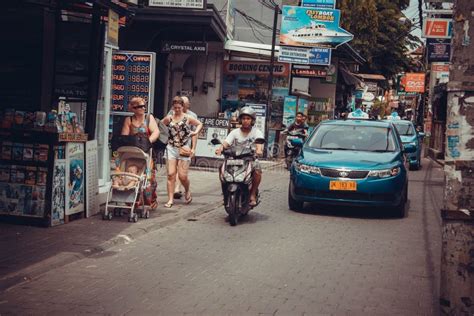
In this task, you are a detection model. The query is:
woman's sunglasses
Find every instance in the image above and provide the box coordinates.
[133,105,146,109]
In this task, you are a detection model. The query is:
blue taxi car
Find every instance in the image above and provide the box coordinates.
[288,119,416,217]
[386,119,424,170]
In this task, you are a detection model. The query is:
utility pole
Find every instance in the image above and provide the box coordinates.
[440,0,474,314]
[265,4,279,157]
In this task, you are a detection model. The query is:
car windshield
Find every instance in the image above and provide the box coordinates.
[392,122,415,136]
[307,124,397,152]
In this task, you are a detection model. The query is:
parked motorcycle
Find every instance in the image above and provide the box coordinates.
[284,130,306,169]
[213,138,265,226]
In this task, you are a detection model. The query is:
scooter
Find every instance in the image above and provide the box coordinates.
[213,138,265,226]
[284,131,306,169]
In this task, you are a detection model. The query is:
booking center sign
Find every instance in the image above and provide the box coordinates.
[111,51,156,115]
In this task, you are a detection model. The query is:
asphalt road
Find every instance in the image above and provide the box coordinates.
[0,158,444,315]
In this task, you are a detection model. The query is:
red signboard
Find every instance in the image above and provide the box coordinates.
[405,73,425,93]
[423,18,453,38]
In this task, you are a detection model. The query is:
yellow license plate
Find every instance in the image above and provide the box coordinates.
[329,181,357,191]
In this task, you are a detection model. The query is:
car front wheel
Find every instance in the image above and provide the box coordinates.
[288,182,304,211]
[393,186,408,218]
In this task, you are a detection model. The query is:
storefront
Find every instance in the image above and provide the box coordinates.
[0,0,129,226]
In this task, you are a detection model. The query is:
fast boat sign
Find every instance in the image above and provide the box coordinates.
[280,6,353,49]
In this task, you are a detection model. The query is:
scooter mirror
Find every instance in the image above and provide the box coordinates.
[210,138,222,145]
[254,138,266,145]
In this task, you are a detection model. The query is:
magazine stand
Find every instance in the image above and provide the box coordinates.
[0,128,87,227]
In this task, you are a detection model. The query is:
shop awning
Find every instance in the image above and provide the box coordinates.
[339,67,365,88]
[355,73,386,81]
[128,4,226,42]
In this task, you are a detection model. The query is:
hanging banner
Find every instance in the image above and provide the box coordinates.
[111,51,156,115]
[301,0,336,9]
[283,96,298,128]
[279,46,331,65]
[405,73,426,93]
[422,18,453,38]
[107,9,119,47]
[280,6,353,49]
[427,38,451,62]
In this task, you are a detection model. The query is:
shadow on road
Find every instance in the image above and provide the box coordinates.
[294,202,405,220]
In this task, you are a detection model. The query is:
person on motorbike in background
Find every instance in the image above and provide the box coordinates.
[284,112,308,136]
[282,112,308,159]
[215,107,264,207]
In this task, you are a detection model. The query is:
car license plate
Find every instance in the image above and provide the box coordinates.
[329,181,357,191]
[227,159,244,166]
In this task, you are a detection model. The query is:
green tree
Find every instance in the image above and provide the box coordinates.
[338,0,421,78]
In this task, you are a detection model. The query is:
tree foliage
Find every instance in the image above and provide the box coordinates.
[338,0,421,79]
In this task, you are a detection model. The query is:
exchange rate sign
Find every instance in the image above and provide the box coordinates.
[111,51,156,114]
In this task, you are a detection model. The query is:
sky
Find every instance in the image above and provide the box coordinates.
[402,0,423,40]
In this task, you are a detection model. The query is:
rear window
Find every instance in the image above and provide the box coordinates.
[307,124,397,152]
[393,122,415,136]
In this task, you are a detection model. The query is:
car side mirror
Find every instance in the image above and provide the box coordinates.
[403,143,416,153]
[290,138,304,147]
[210,138,222,145]
[418,132,425,138]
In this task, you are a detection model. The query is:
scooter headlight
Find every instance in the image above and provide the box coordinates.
[295,162,321,175]
[223,171,234,182]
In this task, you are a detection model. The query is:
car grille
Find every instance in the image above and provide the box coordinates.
[295,188,396,202]
[320,168,369,179]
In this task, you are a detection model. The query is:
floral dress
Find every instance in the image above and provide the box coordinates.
[166,115,192,160]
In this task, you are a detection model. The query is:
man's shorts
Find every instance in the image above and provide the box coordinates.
[252,159,262,172]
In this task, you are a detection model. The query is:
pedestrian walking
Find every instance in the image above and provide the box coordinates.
[161,96,203,208]
[167,96,199,199]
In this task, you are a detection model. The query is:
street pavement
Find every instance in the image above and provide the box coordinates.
[0,158,443,315]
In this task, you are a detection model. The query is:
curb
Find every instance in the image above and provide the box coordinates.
[427,156,445,167]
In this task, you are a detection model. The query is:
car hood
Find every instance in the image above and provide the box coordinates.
[400,135,417,143]
[299,147,401,170]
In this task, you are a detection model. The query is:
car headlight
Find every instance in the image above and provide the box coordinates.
[368,167,400,178]
[295,162,321,175]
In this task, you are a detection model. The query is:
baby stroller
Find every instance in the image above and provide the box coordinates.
[104,145,157,222]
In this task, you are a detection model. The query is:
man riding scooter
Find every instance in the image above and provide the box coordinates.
[215,107,264,207]
[282,112,308,169]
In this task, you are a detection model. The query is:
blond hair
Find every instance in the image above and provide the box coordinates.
[129,97,146,108]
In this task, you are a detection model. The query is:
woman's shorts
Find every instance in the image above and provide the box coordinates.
[165,145,191,162]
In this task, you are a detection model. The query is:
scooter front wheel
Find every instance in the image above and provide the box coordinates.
[228,192,239,226]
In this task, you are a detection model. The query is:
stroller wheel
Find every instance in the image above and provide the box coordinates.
[129,213,138,223]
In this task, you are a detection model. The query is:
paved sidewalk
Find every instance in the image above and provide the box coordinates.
[0,160,283,292]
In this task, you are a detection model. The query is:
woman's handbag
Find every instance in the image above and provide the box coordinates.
[179,146,192,157]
